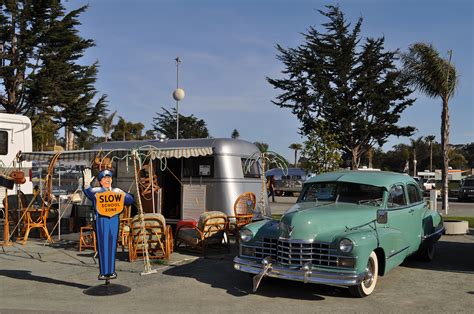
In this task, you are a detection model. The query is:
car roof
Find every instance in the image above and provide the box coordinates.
[305,170,416,191]
[266,168,306,176]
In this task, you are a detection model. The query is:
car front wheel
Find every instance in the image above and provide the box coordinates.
[349,251,378,297]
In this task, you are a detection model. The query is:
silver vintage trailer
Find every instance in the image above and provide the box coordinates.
[93,138,267,223]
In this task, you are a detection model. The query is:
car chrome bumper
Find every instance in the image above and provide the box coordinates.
[234,256,366,286]
[422,225,445,244]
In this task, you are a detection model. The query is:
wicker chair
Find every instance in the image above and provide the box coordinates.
[227,192,256,241]
[129,213,173,261]
[118,205,132,252]
[12,191,52,244]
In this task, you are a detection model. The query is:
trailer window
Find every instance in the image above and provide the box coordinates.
[241,158,260,178]
[0,131,7,155]
[183,157,214,177]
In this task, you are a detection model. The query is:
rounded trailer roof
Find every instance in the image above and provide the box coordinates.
[93,138,260,157]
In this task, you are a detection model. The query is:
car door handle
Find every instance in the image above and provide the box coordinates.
[409,209,415,213]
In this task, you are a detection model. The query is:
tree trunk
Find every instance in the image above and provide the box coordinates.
[429,141,433,172]
[441,97,450,212]
[294,150,298,168]
[368,148,373,169]
[351,146,360,170]
[65,127,75,151]
[413,148,417,177]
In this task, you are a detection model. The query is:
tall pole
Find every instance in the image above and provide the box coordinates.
[172,58,185,139]
[175,57,181,139]
[442,50,453,215]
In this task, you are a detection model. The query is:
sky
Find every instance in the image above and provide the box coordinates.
[65,0,473,162]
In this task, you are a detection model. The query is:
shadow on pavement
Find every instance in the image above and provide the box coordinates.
[0,269,90,289]
[402,239,474,274]
[164,249,352,300]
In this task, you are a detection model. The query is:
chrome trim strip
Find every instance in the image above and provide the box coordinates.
[234,257,366,286]
[386,246,410,259]
[422,226,445,240]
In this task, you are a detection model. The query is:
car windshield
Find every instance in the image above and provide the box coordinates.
[462,179,474,187]
[298,181,384,206]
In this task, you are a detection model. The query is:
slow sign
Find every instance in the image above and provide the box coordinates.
[95,191,125,218]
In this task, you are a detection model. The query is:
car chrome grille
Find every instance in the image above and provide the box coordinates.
[254,238,339,267]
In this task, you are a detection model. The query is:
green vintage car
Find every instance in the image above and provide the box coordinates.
[234,170,444,297]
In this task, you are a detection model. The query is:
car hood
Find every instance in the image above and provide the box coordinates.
[279,202,377,242]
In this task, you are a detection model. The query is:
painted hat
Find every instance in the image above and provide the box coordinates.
[98,169,113,181]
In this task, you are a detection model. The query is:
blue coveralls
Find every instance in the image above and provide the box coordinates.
[83,186,134,276]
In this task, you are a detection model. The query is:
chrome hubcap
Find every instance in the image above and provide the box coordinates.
[363,258,375,288]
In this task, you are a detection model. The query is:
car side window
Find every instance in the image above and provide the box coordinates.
[387,185,407,208]
[407,183,422,204]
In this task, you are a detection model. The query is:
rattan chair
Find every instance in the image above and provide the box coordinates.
[129,213,173,261]
[175,211,229,255]
[227,192,256,241]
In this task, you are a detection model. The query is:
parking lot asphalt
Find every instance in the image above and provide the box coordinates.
[1,196,473,313]
[1,226,473,313]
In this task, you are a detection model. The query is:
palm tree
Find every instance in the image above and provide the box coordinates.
[425,135,436,171]
[402,43,458,212]
[101,111,117,142]
[410,137,424,177]
[254,142,269,153]
[289,143,302,167]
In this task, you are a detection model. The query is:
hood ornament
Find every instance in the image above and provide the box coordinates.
[288,225,294,236]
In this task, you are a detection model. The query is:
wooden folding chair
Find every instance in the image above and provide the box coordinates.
[79,225,96,252]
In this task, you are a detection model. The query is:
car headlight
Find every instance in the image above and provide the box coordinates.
[240,229,254,242]
[339,238,353,253]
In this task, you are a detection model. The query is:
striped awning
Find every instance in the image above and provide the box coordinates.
[149,147,213,159]
[19,147,213,162]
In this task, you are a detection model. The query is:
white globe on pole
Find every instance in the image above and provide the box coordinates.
[173,57,184,139]
[173,88,185,101]
[173,88,185,139]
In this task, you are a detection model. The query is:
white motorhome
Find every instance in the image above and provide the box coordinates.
[0,113,33,208]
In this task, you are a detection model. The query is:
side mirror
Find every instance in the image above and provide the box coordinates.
[377,210,388,224]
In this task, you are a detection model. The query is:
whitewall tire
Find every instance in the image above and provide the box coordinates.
[349,251,378,297]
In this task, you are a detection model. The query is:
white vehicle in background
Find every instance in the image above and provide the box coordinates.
[0,113,33,208]
[423,178,436,191]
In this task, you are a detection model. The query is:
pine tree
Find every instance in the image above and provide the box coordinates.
[0,0,50,114]
[267,5,415,169]
[1,2,107,150]
[152,107,209,139]
[231,129,240,139]
[28,4,107,150]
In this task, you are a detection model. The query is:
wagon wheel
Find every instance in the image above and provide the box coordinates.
[348,251,378,297]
